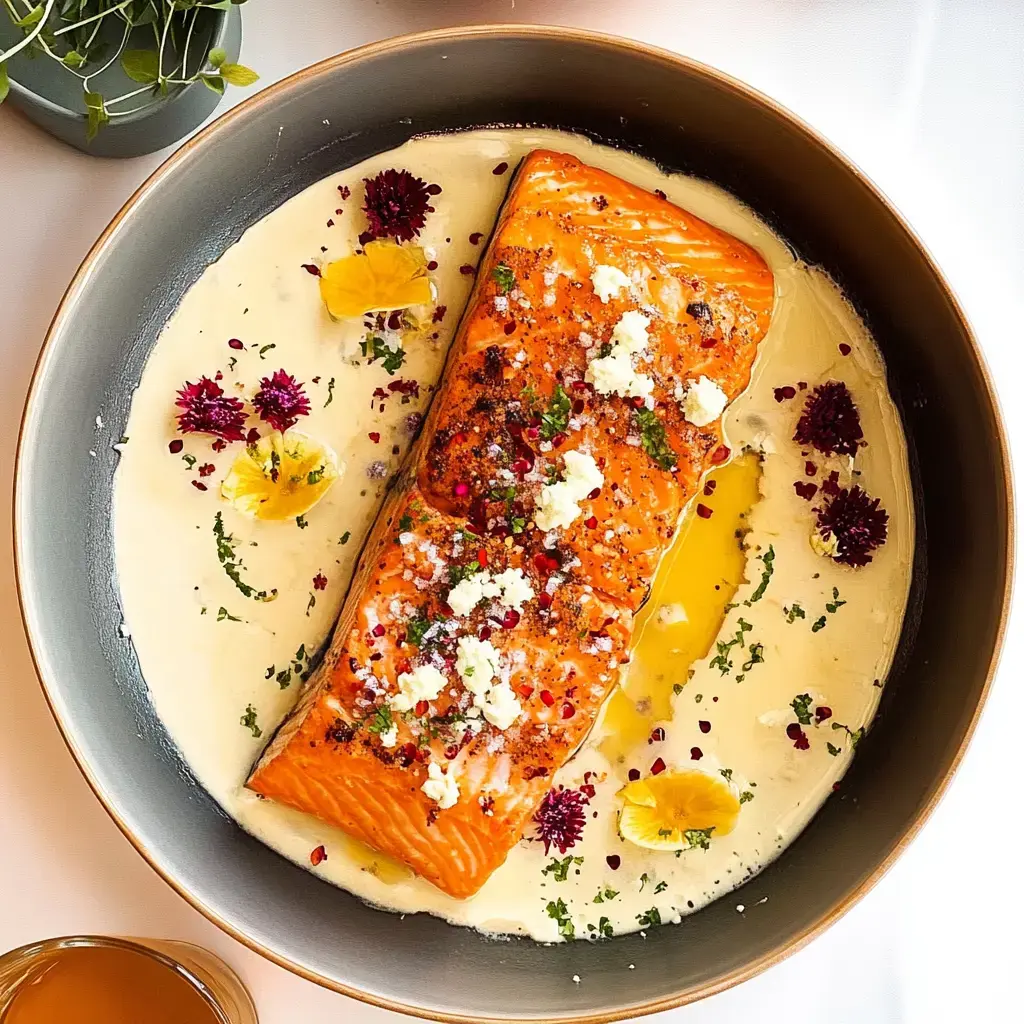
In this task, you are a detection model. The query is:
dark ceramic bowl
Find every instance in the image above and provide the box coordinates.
[14,26,1012,1023]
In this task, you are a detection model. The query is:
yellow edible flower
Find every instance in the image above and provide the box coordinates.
[618,769,740,851]
[319,240,432,319]
[221,431,339,520]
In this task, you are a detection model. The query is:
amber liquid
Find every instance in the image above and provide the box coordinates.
[1,946,221,1024]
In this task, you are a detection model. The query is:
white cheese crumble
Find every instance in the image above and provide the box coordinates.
[477,681,523,731]
[454,636,500,696]
[534,450,604,532]
[422,762,460,809]
[391,664,447,712]
[489,567,535,610]
[378,723,398,748]
[446,572,501,616]
[585,310,654,401]
[676,375,728,427]
[591,264,630,302]
[609,310,650,354]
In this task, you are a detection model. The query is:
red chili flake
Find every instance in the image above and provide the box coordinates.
[492,161,509,175]
[580,783,596,799]
[794,481,818,501]
[561,701,576,720]
[839,343,852,356]
[700,337,717,349]
[774,385,797,402]
[696,503,713,519]
[787,722,810,750]
[794,380,863,457]
[168,439,184,454]
[815,705,833,723]
[432,305,447,323]
[532,785,588,853]
[519,685,534,699]
[538,592,553,610]
[310,845,327,866]
[361,168,438,243]
[191,480,208,491]
[805,461,817,477]
[338,184,351,200]
[370,623,385,637]
[368,432,381,444]
[540,690,555,707]
[253,369,311,433]
[198,463,215,478]
[326,218,335,228]
[584,515,598,529]
[175,377,247,441]
[698,720,711,734]
[649,727,665,743]
[503,321,516,336]
[651,757,667,775]
[469,232,484,245]
[460,264,476,276]
[228,338,244,350]
[628,768,640,782]
[690,747,703,760]
[606,854,621,870]
[501,609,521,629]
[710,444,730,464]
[397,742,417,767]
[815,485,889,566]
[414,699,429,717]
[301,263,321,276]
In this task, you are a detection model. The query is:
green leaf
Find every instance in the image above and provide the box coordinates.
[14,4,44,27]
[84,91,109,142]
[208,46,227,68]
[0,65,9,106]
[219,62,259,87]
[491,262,516,294]
[120,49,160,84]
[62,50,86,69]
[201,74,225,95]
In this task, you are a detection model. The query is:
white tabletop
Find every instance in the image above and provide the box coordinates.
[1,2,1020,1021]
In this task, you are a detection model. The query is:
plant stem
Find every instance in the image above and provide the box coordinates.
[53,0,132,37]
[0,0,58,65]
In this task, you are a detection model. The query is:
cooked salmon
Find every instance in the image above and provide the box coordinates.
[248,150,774,898]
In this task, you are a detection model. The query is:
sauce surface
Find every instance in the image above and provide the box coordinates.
[112,129,913,941]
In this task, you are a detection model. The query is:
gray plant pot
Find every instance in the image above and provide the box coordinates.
[1,5,241,158]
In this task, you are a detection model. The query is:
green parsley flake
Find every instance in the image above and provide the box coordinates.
[542,855,584,882]
[492,262,516,294]
[684,827,715,851]
[811,615,827,632]
[790,693,813,725]
[545,898,575,939]
[785,603,806,623]
[745,545,775,604]
[240,703,261,737]
[217,606,241,622]
[636,907,661,928]
[633,407,677,471]
[360,334,405,374]
[324,377,336,407]
[366,703,394,736]
[592,887,619,904]
[539,384,571,440]
[214,513,277,601]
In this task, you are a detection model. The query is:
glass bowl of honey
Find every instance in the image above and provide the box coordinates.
[0,936,257,1023]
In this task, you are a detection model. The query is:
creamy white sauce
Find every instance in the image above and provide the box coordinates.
[112,129,913,943]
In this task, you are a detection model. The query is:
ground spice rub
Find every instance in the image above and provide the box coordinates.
[247,150,774,898]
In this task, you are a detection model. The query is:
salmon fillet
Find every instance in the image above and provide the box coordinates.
[248,150,774,899]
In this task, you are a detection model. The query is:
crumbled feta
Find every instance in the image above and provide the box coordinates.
[477,680,523,730]
[810,530,840,558]
[585,347,654,402]
[591,264,630,302]
[490,567,535,610]
[447,571,501,616]
[391,664,447,712]
[422,762,460,809]
[534,450,605,532]
[378,723,399,748]
[494,295,508,312]
[677,375,728,427]
[609,310,650,354]
[455,636,500,696]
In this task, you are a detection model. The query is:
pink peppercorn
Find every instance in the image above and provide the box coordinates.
[651,757,667,775]
[690,747,703,760]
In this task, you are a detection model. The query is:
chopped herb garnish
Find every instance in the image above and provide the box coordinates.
[811,615,827,632]
[182,454,197,469]
[307,465,325,485]
[366,703,394,736]
[448,560,481,586]
[264,665,275,680]
[719,768,734,782]
[339,531,351,545]
[639,872,650,892]
[398,513,414,532]
[673,683,684,695]
[790,693,814,725]
[745,545,775,604]
[826,742,842,757]
[361,334,406,375]
[596,916,614,939]
[742,642,764,672]
[542,855,584,882]
[217,606,241,622]
[785,603,806,623]
[825,586,847,614]
[593,887,619,904]
[306,592,316,616]
[739,791,755,804]
[709,618,753,676]
[633,406,677,471]
[636,907,662,928]
[228,357,237,372]
[276,668,292,688]
[492,261,516,294]
[545,898,575,939]
[684,827,715,851]
[324,376,336,407]
[654,880,668,894]
[240,703,261,737]
[832,722,865,749]
[258,343,276,359]
[214,513,277,601]
[520,383,538,410]
[539,384,571,440]
[296,514,308,530]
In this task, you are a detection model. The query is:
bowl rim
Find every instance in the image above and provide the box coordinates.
[12,22,1015,1023]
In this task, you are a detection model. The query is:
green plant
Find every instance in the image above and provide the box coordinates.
[0,0,257,139]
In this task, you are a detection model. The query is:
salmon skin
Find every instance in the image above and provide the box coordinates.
[248,150,774,899]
